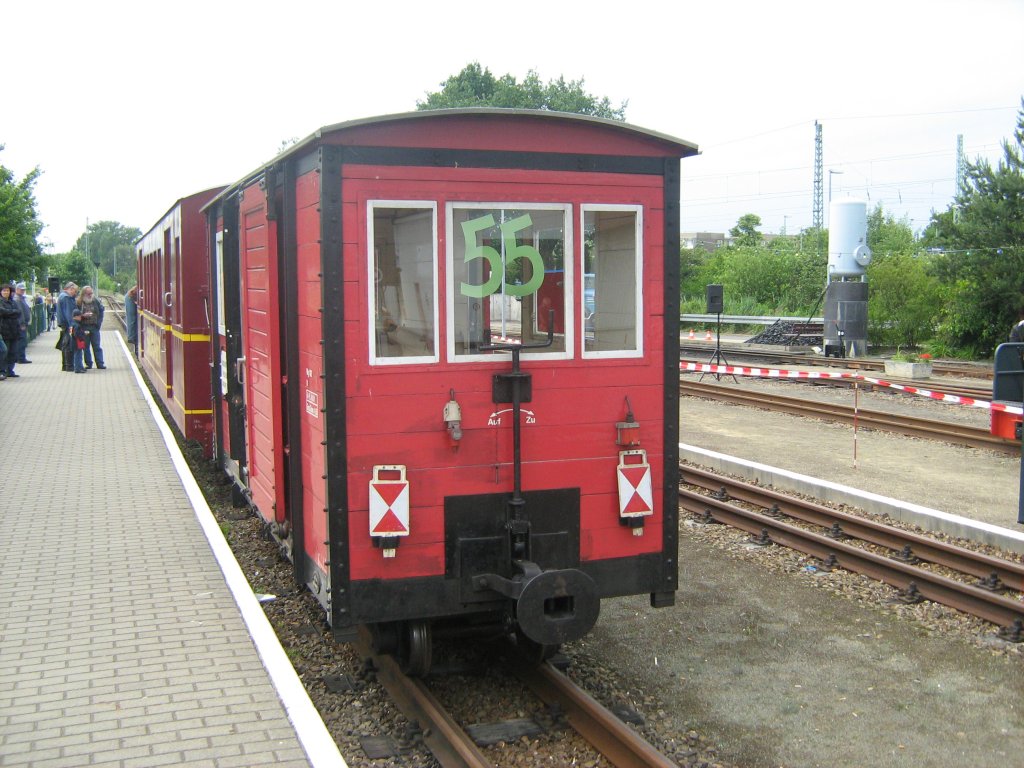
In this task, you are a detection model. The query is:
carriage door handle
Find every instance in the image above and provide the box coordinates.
[235,356,246,386]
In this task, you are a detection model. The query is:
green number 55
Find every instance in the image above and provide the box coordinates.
[460,214,544,298]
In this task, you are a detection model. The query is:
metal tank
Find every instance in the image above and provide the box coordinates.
[827,200,872,279]
[824,199,872,357]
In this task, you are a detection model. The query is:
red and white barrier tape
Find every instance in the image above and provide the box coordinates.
[680,361,1024,416]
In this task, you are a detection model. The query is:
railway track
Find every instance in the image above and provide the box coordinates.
[679,343,993,380]
[679,464,1024,640]
[101,294,126,330]
[679,377,1016,454]
[356,630,677,767]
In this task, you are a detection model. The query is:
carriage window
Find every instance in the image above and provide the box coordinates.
[449,205,570,358]
[582,207,642,357]
[368,203,438,364]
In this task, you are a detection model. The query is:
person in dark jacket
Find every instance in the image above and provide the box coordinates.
[56,282,79,372]
[0,283,21,378]
[124,285,139,355]
[76,285,105,369]
[14,281,32,364]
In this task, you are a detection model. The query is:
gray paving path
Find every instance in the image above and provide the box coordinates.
[0,327,320,767]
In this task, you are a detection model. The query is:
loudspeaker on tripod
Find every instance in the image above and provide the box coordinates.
[706,284,724,314]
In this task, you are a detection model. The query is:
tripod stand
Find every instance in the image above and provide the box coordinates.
[699,312,737,383]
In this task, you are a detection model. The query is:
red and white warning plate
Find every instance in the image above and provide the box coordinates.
[617,450,654,518]
[369,465,410,537]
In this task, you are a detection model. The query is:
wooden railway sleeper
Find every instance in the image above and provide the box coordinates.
[974,572,1007,593]
[825,522,849,540]
[749,528,773,547]
[893,545,920,564]
[894,582,925,604]
[997,619,1024,643]
[820,553,839,572]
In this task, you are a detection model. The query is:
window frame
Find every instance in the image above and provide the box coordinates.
[366,200,440,366]
[445,201,574,363]
[580,204,645,360]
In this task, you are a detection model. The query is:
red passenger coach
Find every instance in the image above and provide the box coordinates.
[136,187,225,457]
[206,110,698,671]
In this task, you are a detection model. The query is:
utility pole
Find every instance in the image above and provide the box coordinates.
[955,134,965,193]
[954,134,966,223]
[813,121,824,253]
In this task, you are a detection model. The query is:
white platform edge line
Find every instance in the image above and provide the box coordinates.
[680,442,1024,544]
[118,333,347,768]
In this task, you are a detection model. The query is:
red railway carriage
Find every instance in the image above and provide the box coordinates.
[206,109,697,670]
[136,187,225,457]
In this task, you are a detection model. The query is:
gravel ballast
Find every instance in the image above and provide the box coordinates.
[184,366,1023,768]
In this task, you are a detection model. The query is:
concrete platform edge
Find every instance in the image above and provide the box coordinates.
[680,442,1024,555]
[118,334,348,768]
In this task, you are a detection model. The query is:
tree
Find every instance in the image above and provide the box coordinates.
[922,99,1024,356]
[73,220,141,287]
[48,251,96,291]
[679,229,826,315]
[866,252,941,348]
[0,146,46,281]
[862,205,938,348]
[728,214,763,247]
[866,203,915,257]
[417,62,627,120]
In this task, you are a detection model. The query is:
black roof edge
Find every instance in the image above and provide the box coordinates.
[201,108,699,213]
[135,185,228,247]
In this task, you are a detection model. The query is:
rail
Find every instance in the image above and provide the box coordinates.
[679,466,1024,637]
[678,378,1016,454]
[679,341,994,380]
[101,293,127,330]
[508,655,677,768]
[356,628,677,767]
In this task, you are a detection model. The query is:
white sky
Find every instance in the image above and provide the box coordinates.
[4,0,1023,254]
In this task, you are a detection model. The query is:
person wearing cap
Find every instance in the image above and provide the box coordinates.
[76,286,105,369]
[56,282,79,372]
[13,281,32,364]
[0,283,20,379]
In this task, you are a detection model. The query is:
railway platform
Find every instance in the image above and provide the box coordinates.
[0,328,346,767]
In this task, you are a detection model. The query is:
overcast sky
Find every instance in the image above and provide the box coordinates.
[5,0,1022,254]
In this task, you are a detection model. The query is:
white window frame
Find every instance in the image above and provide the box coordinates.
[215,230,226,337]
[580,204,644,360]
[366,200,439,366]
[446,202,573,363]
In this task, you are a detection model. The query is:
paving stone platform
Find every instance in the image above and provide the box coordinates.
[0,325,345,767]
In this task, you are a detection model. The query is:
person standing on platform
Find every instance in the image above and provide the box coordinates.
[14,282,32,364]
[124,285,139,356]
[45,293,57,331]
[56,282,79,372]
[0,283,21,379]
[70,309,88,373]
[76,286,105,369]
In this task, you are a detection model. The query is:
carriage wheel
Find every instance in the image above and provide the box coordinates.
[401,620,433,676]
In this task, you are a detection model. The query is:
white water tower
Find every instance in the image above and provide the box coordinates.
[824,200,872,357]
